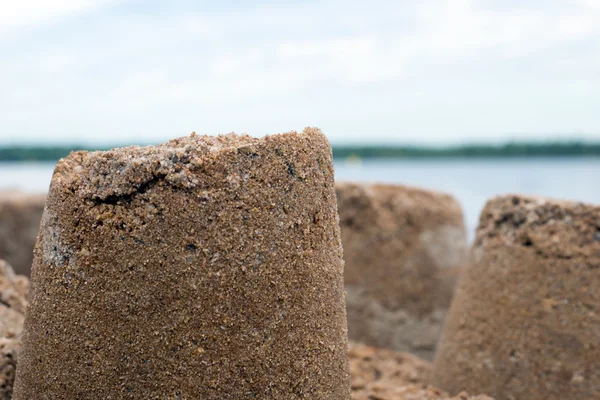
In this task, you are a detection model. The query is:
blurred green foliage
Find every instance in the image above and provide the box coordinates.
[0,141,599,161]
[332,141,600,159]
[0,146,88,161]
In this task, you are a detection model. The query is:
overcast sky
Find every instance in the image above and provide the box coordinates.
[1,0,599,145]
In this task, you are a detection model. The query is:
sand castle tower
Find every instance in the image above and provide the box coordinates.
[336,182,468,360]
[0,259,29,399]
[432,195,600,400]
[14,128,350,399]
[0,192,46,276]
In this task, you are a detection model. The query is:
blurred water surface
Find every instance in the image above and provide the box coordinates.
[2,158,599,239]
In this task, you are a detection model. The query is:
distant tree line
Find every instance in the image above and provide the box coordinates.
[0,141,600,162]
[0,146,92,162]
[0,146,81,161]
[332,142,600,159]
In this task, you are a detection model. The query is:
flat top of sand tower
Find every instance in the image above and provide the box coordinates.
[52,127,329,201]
[336,181,460,202]
[478,193,600,227]
[335,181,465,226]
[475,193,600,259]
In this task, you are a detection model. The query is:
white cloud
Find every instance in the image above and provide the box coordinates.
[1,0,600,144]
[0,0,116,36]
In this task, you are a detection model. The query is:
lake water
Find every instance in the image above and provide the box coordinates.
[2,158,599,240]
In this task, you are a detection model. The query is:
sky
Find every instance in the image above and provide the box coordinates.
[1,0,600,145]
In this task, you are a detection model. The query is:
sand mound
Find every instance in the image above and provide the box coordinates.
[349,341,492,400]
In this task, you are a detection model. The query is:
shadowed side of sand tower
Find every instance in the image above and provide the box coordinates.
[0,192,46,277]
[432,195,600,400]
[13,128,351,399]
[0,259,29,400]
[336,182,468,360]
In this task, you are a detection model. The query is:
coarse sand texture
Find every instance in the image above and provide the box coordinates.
[337,182,467,360]
[432,195,600,400]
[13,128,351,399]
